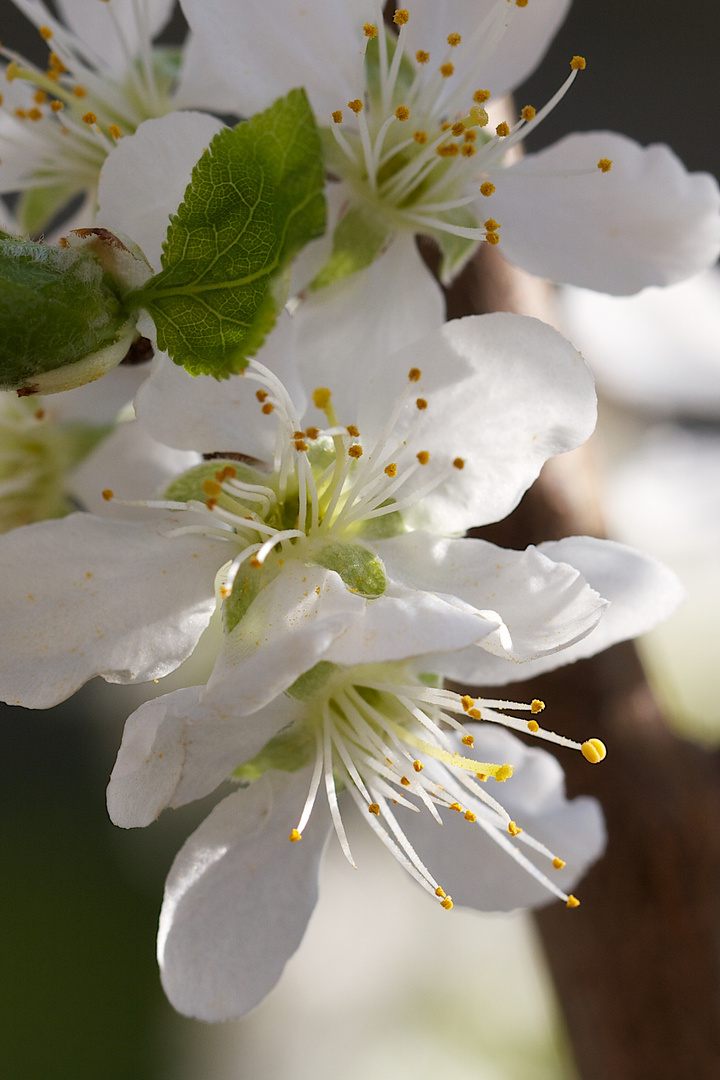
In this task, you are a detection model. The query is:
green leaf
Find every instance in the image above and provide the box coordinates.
[132,88,326,378]
[232,720,315,782]
[0,237,135,393]
[310,201,391,290]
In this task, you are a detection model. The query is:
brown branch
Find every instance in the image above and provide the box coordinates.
[441,240,720,1079]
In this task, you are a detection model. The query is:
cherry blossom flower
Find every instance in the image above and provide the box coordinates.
[174,0,720,292]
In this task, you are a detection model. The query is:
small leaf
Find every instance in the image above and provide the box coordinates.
[310,201,391,289]
[132,88,326,378]
[314,540,387,598]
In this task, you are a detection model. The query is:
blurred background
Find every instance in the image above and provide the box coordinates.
[1,1,718,1077]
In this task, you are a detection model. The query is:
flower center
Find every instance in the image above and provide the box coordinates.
[1,2,180,230]
[236,659,606,910]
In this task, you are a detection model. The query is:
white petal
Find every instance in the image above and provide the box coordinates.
[97,112,226,271]
[324,585,502,666]
[464,536,686,685]
[107,685,304,826]
[206,561,367,713]
[134,313,307,455]
[371,532,607,671]
[67,419,200,518]
[172,32,248,112]
[0,513,222,708]
[294,234,445,387]
[158,769,330,1021]
[36,364,147,424]
[404,0,572,100]
[308,312,594,535]
[55,0,175,71]
[179,0,374,117]
[491,132,720,294]
[397,726,605,911]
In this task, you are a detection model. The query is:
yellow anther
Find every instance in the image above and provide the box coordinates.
[437,143,459,158]
[312,387,331,408]
[474,89,491,104]
[348,444,363,459]
[346,424,360,437]
[400,776,410,786]
[453,457,465,470]
[416,50,430,64]
[461,735,474,747]
[28,107,42,121]
[480,182,496,197]
[289,829,302,842]
[461,144,476,157]
[484,218,500,230]
[508,821,523,836]
[368,802,380,815]
[33,90,47,104]
[461,696,473,712]
[451,121,465,137]
[348,98,363,114]
[531,699,545,713]
[50,100,63,112]
[202,479,222,497]
[102,489,114,501]
[395,105,410,121]
[527,719,540,733]
[6,62,19,82]
[516,0,529,8]
[435,886,446,897]
[465,129,478,143]
[553,857,566,870]
[476,772,487,782]
[570,56,586,70]
[39,25,53,40]
[393,9,409,24]
[205,497,218,511]
[73,85,87,98]
[441,121,452,131]
[581,738,607,764]
[255,389,268,402]
[447,32,461,46]
[521,105,536,122]
[467,708,482,720]
[413,130,427,144]
[440,62,454,78]
[14,107,27,119]
[295,440,308,452]
[496,121,510,137]
[384,463,397,478]
[441,896,454,910]
[449,802,463,812]
[250,556,262,568]
[363,23,378,38]
[468,105,489,128]
[408,367,422,381]
[305,426,320,440]
[331,109,343,124]
[486,231,500,245]
[416,451,430,465]
[416,397,427,410]
[597,157,613,172]
[566,894,581,908]
[215,465,237,481]
[494,764,514,782]
[464,810,476,822]
[261,402,274,415]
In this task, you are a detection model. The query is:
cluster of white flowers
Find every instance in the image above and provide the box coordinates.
[0,0,712,1023]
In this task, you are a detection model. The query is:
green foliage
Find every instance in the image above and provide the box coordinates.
[232,721,316,782]
[132,88,326,378]
[0,238,130,390]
